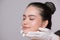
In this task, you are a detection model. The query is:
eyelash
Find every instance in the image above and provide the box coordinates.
[29,18,34,20]
[23,18,34,20]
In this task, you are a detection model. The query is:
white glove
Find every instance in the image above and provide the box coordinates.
[20,28,59,40]
[25,28,51,40]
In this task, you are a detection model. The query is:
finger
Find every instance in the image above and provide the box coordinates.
[25,32,49,40]
[38,28,50,32]
[26,32,46,37]
[20,30,24,33]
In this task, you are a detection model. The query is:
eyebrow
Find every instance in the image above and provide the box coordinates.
[23,15,25,17]
[23,14,36,17]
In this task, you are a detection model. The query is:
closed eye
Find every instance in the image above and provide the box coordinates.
[29,18,35,20]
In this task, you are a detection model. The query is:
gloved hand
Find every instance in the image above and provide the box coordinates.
[25,28,51,40]
[20,28,59,40]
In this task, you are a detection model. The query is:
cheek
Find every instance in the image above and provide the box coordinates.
[30,20,43,31]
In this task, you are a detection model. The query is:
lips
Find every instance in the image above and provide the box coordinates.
[22,26,30,30]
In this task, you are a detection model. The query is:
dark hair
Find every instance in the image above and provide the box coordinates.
[55,30,60,37]
[27,2,56,29]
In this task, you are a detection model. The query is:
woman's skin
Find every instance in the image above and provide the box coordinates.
[22,5,48,34]
[59,37,60,40]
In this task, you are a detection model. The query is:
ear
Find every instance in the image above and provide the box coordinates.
[41,20,48,28]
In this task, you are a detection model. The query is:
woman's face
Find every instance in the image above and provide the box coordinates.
[22,5,44,33]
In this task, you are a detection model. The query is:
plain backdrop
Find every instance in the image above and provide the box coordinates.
[0,0,60,40]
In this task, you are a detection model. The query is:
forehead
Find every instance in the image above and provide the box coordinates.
[24,5,42,16]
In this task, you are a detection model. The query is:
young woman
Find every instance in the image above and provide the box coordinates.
[21,2,59,40]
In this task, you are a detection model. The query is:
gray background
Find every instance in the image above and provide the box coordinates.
[0,0,60,40]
